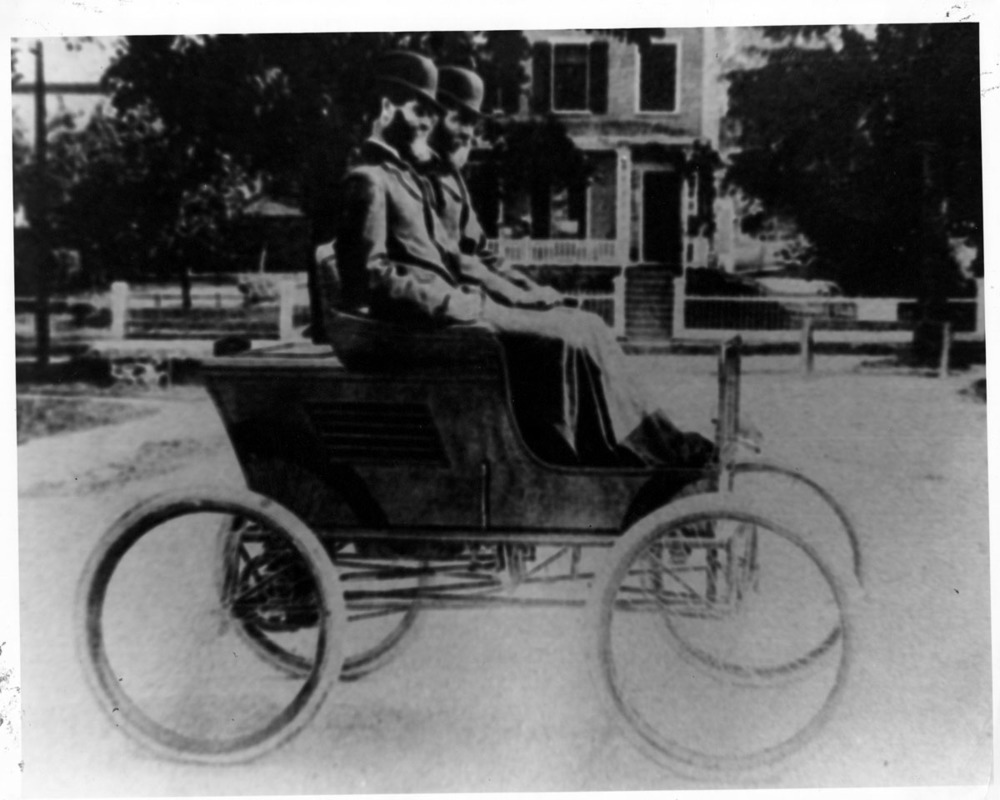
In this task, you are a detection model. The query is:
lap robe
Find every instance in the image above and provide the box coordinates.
[481,305,715,469]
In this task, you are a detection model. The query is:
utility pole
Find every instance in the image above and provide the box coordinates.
[32,40,51,369]
[13,43,105,369]
[912,138,951,365]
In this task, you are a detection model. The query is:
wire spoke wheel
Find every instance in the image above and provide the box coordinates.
[727,459,864,586]
[589,494,855,777]
[77,488,345,764]
[217,518,428,681]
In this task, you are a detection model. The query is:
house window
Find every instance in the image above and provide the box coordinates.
[552,43,590,112]
[550,184,588,239]
[638,42,679,112]
[513,180,589,239]
[532,40,609,115]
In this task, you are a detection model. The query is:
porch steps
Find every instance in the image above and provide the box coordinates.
[624,266,676,340]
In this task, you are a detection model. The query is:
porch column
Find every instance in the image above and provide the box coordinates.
[615,145,632,264]
[683,147,699,268]
[715,196,736,273]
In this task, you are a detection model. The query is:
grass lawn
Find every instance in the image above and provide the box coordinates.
[16,395,159,446]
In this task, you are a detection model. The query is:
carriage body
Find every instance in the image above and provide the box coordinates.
[202,317,704,538]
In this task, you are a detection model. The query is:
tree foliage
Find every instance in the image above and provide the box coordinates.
[724,23,982,298]
[13,32,593,294]
[100,32,580,247]
[14,102,250,291]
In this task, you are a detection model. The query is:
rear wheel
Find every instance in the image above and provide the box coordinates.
[218,517,427,681]
[77,487,345,764]
[589,494,855,777]
[228,458,427,680]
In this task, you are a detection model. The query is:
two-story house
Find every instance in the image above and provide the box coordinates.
[467,28,725,338]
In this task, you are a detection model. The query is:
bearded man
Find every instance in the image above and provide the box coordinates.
[334,52,553,322]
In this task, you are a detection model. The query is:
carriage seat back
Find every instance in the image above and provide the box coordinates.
[315,242,503,376]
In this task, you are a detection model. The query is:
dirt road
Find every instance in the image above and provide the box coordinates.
[15,355,991,794]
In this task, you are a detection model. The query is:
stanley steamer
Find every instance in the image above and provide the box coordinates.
[76,264,864,779]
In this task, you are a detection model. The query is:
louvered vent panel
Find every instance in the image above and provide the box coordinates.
[304,401,448,465]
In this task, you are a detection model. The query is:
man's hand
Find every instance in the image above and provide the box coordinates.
[519,285,564,309]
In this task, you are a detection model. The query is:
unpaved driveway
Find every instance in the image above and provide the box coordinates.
[15,356,991,794]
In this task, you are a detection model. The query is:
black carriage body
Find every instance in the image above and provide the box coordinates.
[202,336,685,537]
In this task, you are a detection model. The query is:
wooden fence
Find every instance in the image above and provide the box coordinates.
[672,277,985,344]
[40,273,981,346]
[110,279,307,340]
[105,270,628,341]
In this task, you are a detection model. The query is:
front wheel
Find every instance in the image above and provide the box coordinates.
[726,458,864,587]
[588,494,855,778]
[76,487,346,764]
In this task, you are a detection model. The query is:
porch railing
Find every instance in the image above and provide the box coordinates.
[485,238,625,265]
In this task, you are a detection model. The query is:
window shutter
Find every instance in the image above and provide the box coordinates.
[588,40,609,114]
[531,42,552,113]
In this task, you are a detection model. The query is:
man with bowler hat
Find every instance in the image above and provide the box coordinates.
[423,64,720,467]
[425,65,562,307]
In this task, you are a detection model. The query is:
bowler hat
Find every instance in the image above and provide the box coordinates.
[375,51,445,113]
[437,66,486,119]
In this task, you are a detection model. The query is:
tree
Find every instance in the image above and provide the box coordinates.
[14,33,594,325]
[101,32,590,327]
[102,33,522,241]
[724,24,982,302]
[478,115,592,237]
[14,98,250,306]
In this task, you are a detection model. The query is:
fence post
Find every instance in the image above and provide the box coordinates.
[976,278,984,337]
[278,278,296,339]
[612,270,626,339]
[110,280,128,339]
[939,322,952,378]
[672,276,687,339]
[800,316,814,374]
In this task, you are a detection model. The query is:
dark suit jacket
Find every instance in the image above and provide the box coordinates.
[428,161,537,294]
[334,138,484,324]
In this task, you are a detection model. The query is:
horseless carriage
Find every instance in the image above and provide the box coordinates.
[76,302,865,779]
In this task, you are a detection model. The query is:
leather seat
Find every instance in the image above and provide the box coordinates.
[316,243,502,375]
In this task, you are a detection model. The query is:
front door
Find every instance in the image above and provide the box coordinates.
[641,170,682,265]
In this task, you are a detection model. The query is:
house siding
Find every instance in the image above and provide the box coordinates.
[524,29,709,142]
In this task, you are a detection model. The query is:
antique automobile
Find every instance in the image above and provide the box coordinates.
[75,285,863,778]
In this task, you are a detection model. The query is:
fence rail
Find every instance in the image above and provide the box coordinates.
[111,279,304,341]
[107,269,628,341]
[673,278,984,343]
